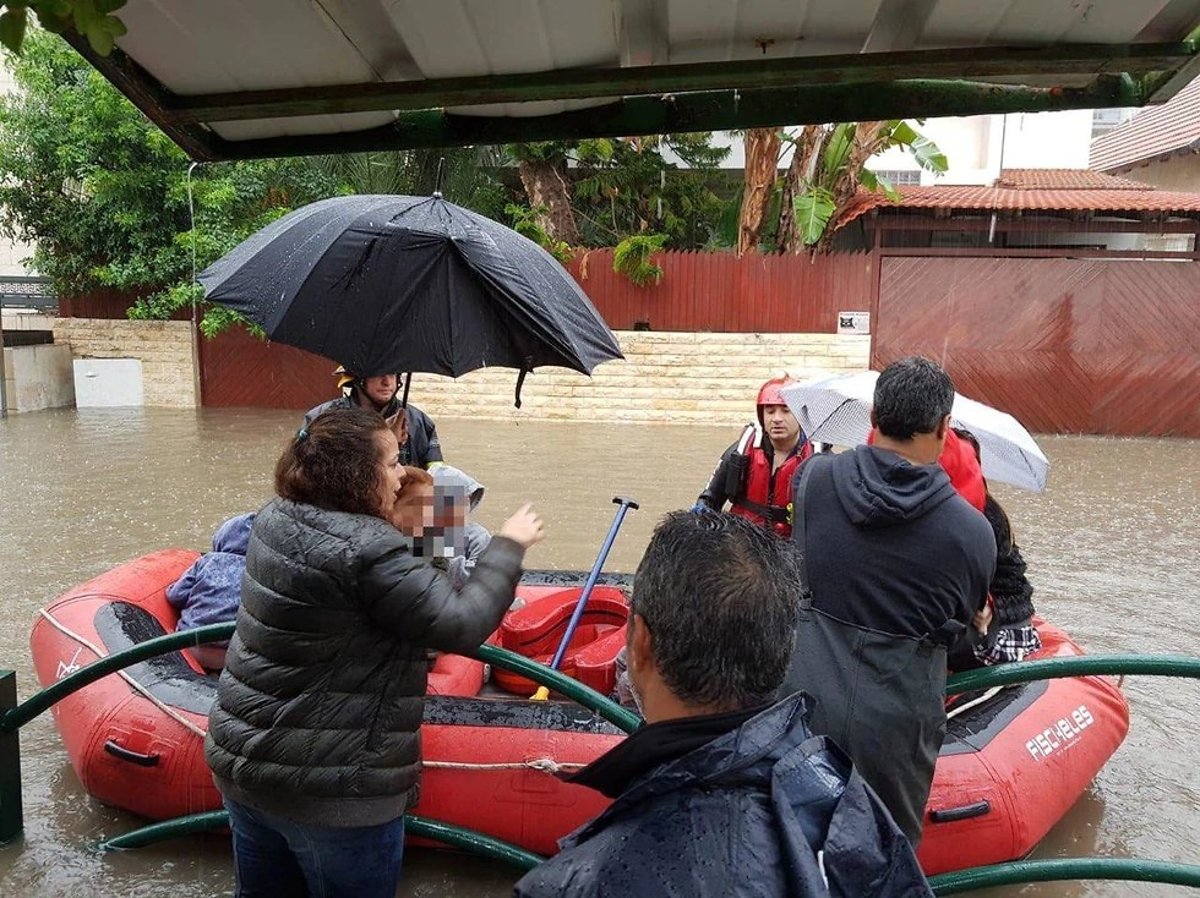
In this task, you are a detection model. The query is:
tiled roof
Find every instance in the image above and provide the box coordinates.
[994,169,1149,190]
[1090,77,1200,172]
[840,169,1200,226]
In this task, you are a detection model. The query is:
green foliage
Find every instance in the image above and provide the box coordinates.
[820,123,855,181]
[793,188,836,245]
[858,168,900,202]
[787,119,947,248]
[309,148,507,219]
[0,30,344,334]
[612,233,667,287]
[887,120,948,173]
[510,134,737,251]
[505,203,574,264]
[1,1,127,55]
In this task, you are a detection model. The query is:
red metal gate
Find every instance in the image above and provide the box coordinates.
[873,256,1200,437]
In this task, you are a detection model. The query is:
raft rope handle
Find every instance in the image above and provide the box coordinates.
[37,609,207,739]
[945,685,1006,721]
[34,612,611,768]
[423,758,588,774]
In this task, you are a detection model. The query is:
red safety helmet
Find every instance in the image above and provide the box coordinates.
[756,375,795,424]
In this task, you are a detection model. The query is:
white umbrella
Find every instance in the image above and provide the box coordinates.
[781,371,1050,492]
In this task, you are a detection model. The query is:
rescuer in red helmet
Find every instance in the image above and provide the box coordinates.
[695,375,812,538]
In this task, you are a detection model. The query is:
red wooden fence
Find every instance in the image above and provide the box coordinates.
[58,249,1200,436]
[60,250,877,335]
[568,249,875,333]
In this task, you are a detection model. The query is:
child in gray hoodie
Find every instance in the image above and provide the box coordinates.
[425,465,493,590]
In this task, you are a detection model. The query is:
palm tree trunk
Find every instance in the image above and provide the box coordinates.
[736,128,782,256]
[517,158,581,245]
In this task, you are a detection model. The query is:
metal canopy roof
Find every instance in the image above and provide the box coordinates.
[65,0,1200,162]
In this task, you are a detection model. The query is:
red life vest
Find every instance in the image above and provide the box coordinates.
[730,442,812,537]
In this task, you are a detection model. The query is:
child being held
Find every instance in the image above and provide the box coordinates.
[429,465,493,590]
[166,512,255,671]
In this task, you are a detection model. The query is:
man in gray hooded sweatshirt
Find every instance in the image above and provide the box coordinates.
[779,356,996,844]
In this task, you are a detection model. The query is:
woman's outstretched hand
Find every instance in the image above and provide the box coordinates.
[499,503,545,549]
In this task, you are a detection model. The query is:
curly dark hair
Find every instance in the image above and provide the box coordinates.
[275,407,391,517]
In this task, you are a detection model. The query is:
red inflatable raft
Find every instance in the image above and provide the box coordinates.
[30,550,1129,871]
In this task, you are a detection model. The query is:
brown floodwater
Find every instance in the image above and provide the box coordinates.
[0,408,1197,897]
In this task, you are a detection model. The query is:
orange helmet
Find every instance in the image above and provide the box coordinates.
[756,375,795,423]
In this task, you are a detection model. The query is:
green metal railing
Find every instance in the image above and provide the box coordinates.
[946,654,1200,692]
[0,622,637,857]
[2,624,1199,893]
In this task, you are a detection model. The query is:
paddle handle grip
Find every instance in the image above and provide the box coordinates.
[547,497,638,672]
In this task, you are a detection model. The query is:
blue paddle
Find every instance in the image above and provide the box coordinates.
[531,496,638,701]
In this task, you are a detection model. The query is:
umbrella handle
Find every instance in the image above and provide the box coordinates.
[531,496,638,701]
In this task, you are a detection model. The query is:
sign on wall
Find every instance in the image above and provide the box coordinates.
[837,311,871,334]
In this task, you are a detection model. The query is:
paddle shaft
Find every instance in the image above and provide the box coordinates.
[547,497,638,671]
[400,373,411,409]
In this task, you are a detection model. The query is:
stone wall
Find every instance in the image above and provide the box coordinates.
[53,318,199,408]
[2,343,75,412]
[404,331,871,425]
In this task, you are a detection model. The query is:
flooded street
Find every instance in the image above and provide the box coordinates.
[0,408,1197,897]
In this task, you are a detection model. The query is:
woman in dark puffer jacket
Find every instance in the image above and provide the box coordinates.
[205,407,544,898]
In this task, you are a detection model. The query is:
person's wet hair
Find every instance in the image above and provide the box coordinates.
[874,356,955,440]
[275,407,390,516]
[631,510,801,711]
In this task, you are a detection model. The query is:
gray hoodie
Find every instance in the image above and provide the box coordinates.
[424,465,493,590]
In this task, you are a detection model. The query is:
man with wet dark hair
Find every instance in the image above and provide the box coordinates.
[513,511,931,898]
[778,355,996,845]
[872,356,956,439]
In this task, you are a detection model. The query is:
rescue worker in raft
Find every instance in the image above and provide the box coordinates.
[304,367,444,469]
[695,375,812,538]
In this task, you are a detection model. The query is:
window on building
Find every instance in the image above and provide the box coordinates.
[871,169,922,186]
[1091,108,1136,139]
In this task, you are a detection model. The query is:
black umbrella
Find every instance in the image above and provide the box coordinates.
[198,194,623,405]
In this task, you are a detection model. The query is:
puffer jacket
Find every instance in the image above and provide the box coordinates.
[205,497,523,827]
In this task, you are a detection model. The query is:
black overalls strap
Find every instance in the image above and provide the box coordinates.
[790,457,822,604]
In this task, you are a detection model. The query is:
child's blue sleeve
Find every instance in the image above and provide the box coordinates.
[165,561,201,609]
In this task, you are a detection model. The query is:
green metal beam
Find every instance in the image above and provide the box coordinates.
[1146,23,1200,103]
[166,43,1190,124]
[211,76,1145,161]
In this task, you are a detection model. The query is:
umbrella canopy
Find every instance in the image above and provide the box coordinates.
[199,195,623,400]
[781,371,1050,492]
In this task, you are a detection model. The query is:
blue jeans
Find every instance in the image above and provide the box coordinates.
[224,798,405,898]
